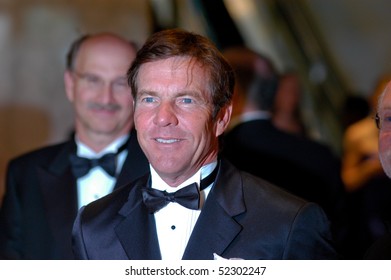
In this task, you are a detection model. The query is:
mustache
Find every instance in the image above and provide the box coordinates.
[87,102,121,111]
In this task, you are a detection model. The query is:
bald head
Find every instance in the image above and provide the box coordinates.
[66,33,137,71]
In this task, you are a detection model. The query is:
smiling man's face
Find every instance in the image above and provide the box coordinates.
[134,56,231,186]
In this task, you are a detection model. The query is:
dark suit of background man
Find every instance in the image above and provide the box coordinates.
[221,47,347,256]
[0,33,149,259]
[72,29,338,260]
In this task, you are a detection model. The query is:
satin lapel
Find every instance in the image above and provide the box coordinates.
[115,177,161,260]
[37,141,78,257]
[182,159,246,260]
[115,130,149,189]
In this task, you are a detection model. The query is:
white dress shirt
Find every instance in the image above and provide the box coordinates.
[74,135,128,209]
[150,161,217,260]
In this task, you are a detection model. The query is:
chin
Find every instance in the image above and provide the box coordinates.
[90,127,120,136]
[152,159,184,173]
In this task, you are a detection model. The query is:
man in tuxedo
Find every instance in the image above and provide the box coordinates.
[0,33,149,259]
[220,47,347,255]
[72,29,338,260]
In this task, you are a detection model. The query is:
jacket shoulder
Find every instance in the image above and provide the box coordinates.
[8,141,70,166]
[240,170,311,211]
[80,174,149,221]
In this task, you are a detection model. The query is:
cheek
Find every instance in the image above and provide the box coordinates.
[134,110,147,131]
[379,133,391,155]
[134,114,141,130]
[72,95,86,108]
[74,91,91,104]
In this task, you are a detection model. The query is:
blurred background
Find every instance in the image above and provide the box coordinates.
[1,0,391,198]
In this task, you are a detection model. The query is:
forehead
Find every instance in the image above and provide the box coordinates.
[137,57,209,90]
[75,38,136,71]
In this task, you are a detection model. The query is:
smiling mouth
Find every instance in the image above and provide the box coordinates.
[155,138,181,144]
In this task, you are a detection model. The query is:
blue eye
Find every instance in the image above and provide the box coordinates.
[143,97,155,103]
[180,98,193,104]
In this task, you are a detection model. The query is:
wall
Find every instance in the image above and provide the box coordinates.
[0,0,152,201]
[305,0,391,95]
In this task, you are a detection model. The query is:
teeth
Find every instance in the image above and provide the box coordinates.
[156,138,179,143]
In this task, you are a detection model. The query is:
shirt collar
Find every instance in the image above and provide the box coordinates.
[75,134,129,158]
[150,161,218,193]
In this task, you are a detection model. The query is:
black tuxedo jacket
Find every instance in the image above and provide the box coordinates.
[222,119,346,221]
[0,130,149,259]
[72,159,338,260]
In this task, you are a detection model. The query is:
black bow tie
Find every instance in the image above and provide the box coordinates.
[69,138,129,178]
[141,163,219,213]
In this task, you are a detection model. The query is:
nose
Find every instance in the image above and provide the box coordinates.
[154,101,178,127]
[98,84,115,104]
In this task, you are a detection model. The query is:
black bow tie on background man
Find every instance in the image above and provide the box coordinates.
[141,163,219,213]
[69,138,129,178]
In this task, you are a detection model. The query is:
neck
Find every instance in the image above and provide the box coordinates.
[154,156,218,188]
[75,131,129,153]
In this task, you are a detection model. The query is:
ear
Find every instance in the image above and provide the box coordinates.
[215,103,232,137]
[64,70,75,102]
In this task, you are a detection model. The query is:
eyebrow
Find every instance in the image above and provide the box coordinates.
[176,90,204,99]
[137,89,157,97]
[137,89,204,98]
